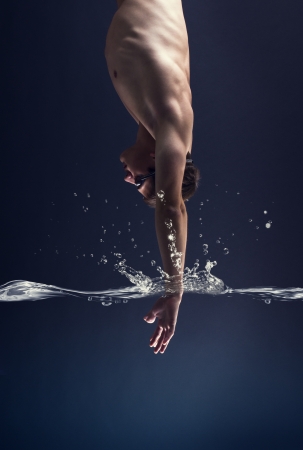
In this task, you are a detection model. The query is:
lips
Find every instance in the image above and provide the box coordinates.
[124,169,133,181]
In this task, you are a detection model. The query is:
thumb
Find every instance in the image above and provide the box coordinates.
[143,309,157,323]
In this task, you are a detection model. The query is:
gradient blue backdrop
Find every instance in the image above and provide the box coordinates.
[1,1,303,449]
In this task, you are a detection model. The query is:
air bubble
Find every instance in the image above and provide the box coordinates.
[131,238,134,242]
[105,199,108,203]
[141,221,144,224]
[134,245,137,248]
[91,254,93,257]
[114,253,122,258]
[264,211,268,214]
[118,231,121,235]
[151,260,156,266]
[249,219,253,222]
[265,222,271,229]
[200,202,203,205]
[199,234,202,238]
[216,240,220,244]
[87,193,90,198]
[255,226,259,229]
[74,193,77,197]
[265,299,271,304]
[223,248,229,255]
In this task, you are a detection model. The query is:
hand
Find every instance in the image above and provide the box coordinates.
[143,294,181,354]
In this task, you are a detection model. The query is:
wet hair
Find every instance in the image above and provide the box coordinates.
[143,152,200,208]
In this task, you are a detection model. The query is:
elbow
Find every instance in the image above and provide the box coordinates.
[160,201,187,217]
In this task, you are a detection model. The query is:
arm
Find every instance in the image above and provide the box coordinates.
[144,104,193,354]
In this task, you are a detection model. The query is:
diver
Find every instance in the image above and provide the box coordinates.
[105,0,200,354]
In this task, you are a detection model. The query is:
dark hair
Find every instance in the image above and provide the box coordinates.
[143,152,200,208]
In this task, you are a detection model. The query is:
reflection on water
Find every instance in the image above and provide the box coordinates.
[0,260,303,306]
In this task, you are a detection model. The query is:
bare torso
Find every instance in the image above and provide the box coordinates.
[105,0,192,138]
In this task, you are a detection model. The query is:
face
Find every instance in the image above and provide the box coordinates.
[120,144,155,195]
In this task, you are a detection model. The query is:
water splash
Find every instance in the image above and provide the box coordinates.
[1,259,303,305]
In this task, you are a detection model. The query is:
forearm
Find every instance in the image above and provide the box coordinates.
[155,202,187,296]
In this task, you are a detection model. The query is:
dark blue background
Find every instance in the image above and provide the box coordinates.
[1,1,303,449]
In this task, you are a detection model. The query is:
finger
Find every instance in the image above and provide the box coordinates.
[149,326,163,347]
[160,342,168,354]
[163,326,175,345]
[143,309,157,323]
[154,330,165,354]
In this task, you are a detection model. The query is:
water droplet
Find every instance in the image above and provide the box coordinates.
[265,299,271,304]
[216,240,220,244]
[128,222,131,225]
[151,260,156,266]
[105,199,108,203]
[100,255,107,264]
[232,233,235,236]
[112,224,114,226]
[134,245,137,248]
[223,248,229,255]
[114,253,122,258]
[74,193,77,196]
[199,218,202,221]
[249,219,253,222]
[140,255,143,257]
[237,192,240,195]
[104,230,106,234]
[91,254,93,257]
[199,234,202,238]
[206,199,209,202]
[118,231,121,235]
[83,254,85,257]
[141,221,144,224]
[200,202,204,205]
[255,226,259,229]
[147,250,150,253]
[100,239,104,242]
[157,190,165,200]
[131,238,134,242]
[264,211,268,214]
[265,222,271,229]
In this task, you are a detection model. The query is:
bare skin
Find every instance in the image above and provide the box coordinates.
[105,0,193,354]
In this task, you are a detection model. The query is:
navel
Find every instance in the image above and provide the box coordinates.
[113,70,117,78]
